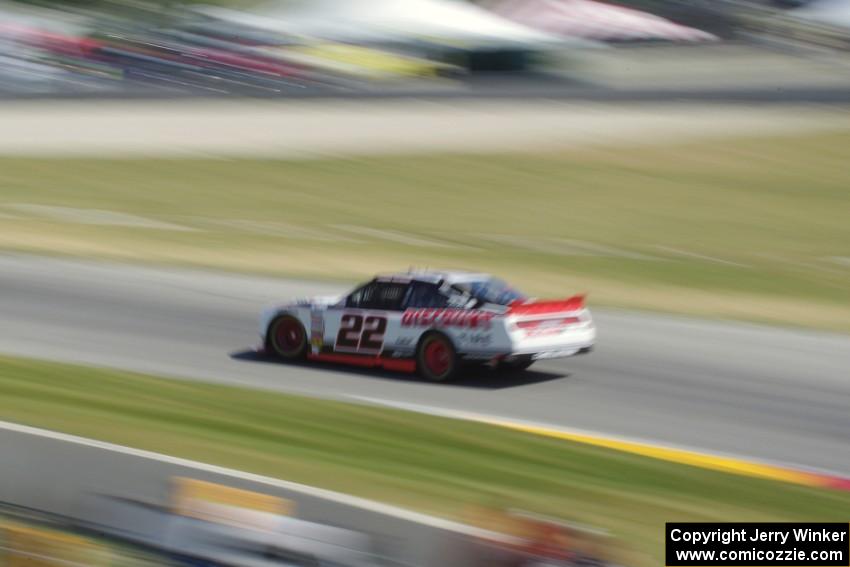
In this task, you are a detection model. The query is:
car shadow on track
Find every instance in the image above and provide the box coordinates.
[229,349,568,390]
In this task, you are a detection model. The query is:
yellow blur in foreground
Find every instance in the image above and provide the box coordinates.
[172,477,294,531]
[1,521,109,566]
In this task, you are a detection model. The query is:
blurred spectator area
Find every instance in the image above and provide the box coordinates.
[1,0,849,98]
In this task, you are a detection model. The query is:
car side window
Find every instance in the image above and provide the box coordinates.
[347,282,408,311]
[346,283,379,308]
[404,282,449,309]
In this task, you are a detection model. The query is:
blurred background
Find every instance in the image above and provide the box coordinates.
[1,0,850,96]
[1,0,849,566]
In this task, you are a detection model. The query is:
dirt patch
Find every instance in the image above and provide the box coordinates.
[1,100,849,158]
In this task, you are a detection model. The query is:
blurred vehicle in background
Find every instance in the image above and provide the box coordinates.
[263,42,462,80]
[478,0,716,43]
[0,12,121,96]
[773,0,814,7]
[790,0,850,29]
[192,0,578,72]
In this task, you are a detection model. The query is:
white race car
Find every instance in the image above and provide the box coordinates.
[260,271,595,381]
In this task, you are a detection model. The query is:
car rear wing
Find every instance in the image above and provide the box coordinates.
[507,295,586,316]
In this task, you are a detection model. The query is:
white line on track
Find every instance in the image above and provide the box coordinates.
[195,218,360,242]
[547,238,657,260]
[5,204,196,232]
[478,234,601,256]
[331,225,470,249]
[476,235,655,259]
[652,245,749,267]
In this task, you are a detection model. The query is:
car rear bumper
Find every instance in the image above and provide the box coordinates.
[461,342,595,363]
[528,344,594,360]
[506,324,596,358]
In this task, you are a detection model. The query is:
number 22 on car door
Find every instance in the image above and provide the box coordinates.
[334,313,387,354]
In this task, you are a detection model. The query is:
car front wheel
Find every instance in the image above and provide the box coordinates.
[267,315,308,360]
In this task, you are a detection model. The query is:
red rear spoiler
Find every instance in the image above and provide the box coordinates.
[508,294,585,315]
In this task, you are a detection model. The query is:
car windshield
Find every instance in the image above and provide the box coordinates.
[451,278,526,306]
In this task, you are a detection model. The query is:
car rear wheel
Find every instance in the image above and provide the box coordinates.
[416,333,458,382]
[267,315,307,360]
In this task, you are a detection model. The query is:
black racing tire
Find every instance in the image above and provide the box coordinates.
[496,357,535,373]
[266,315,308,360]
[416,332,458,382]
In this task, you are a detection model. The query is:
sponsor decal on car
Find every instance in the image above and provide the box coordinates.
[455,331,493,346]
[401,308,496,329]
[310,310,324,354]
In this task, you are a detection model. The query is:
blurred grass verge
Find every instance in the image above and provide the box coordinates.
[1,356,849,567]
[0,130,848,331]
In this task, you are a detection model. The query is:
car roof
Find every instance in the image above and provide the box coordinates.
[374,270,493,285]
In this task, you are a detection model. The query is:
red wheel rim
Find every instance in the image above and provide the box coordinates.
[424,340,450,376]
[274,318,303,353]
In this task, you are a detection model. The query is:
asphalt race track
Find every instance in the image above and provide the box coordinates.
[1,254,849,474]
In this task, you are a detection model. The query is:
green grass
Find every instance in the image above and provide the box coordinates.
[1,131,849,330]
[0,356,849,566]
